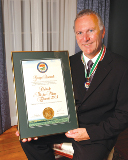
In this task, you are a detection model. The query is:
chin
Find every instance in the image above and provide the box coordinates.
[83,50,93,55]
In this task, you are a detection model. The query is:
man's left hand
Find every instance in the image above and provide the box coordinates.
[65,128,90,142]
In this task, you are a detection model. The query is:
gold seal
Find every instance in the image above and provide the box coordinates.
[43,107,54,119]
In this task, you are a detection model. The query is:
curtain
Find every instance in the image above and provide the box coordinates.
[0,0,11,134]
[76,0,110,53]
[2,0,77,125]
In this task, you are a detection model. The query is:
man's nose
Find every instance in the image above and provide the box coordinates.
[83,33,90,42]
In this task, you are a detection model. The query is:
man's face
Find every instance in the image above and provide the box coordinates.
[75,14,105,59]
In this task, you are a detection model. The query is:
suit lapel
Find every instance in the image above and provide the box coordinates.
[74,52,87,101]
[82,50,113,103]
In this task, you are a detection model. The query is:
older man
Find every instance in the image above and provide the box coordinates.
[18,9,128,160]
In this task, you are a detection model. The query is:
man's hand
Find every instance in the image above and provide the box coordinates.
[65,128,90,142]
[15,130,38,142]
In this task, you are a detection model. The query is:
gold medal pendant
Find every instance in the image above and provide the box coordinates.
[84,81,90,89]
[84,77,91,89]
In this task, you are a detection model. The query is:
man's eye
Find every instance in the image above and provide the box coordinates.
[77,32,82,35]
[89,30,93,32]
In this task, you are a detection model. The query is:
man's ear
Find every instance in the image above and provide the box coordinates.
[102,26,105,39]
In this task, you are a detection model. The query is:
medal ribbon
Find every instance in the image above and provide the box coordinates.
[81,44,106,79]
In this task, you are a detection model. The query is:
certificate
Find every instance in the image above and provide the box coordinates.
[12,51,78,139]
[22,59,69,127]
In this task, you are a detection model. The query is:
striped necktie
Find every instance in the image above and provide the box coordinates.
[87,60,93,77]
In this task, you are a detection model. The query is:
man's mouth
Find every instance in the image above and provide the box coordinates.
[83,42,93,46]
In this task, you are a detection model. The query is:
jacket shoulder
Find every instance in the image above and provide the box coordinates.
[69,51,82,62]
[106,49,128,68]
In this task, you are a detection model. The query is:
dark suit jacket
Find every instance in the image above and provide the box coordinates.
[69,49,128,150]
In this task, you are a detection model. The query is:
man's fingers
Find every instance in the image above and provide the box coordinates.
[15,131,20,136]
[22,137,38,142]
[16,130,38,142]
[28,138,32,142]
[22,138,28,142]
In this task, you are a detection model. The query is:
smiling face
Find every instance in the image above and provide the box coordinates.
[75,14,105,59]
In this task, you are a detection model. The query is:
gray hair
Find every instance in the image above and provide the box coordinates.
[74,9,104,30]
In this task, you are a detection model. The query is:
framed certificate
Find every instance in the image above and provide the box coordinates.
[12,51,78,139]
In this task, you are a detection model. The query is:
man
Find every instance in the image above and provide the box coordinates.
[17,9,128,160]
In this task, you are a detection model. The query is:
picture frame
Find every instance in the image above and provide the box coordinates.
[11,51,78,140]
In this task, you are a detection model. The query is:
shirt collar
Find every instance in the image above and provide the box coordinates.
[83,48,102,68]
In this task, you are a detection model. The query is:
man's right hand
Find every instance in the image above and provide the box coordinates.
[15,130,38,142]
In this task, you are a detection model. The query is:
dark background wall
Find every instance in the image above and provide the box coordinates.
[108,0,128,59]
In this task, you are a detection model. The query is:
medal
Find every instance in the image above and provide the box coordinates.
[84,81,90,89]
[81,44,106,89]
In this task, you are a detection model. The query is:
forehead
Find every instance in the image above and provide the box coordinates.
[75,14,99,30]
